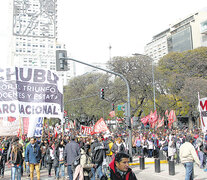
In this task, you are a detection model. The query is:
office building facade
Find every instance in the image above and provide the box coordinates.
[145,10,207,62]
[8,0,72,85]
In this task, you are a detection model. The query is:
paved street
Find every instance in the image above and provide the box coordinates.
[3,160,207,180]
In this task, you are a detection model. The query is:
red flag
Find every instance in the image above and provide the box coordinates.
[22,117,29,135]
[165,110,169,117]
[109,111,115,117]
[149,110,158,128]
[141,116,149,126]
[157,116,164,128]
[92,118,110,134]
[168,110,176,128]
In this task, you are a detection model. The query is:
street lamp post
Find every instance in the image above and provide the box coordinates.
[60,57,133,161]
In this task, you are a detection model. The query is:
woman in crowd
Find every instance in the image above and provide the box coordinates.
[46,142,55,177]
[147,137,154,158]
[54,140,65,180]
[10,143,23,180]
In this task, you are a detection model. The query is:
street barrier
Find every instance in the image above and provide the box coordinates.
[168,160,175,175]
[139,156,145,170]
[155,158,160,173]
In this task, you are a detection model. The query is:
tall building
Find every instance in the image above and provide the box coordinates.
[145,9,207,62]
[8,0,72,85]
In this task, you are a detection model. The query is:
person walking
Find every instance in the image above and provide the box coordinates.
[54,140,65,180]
[25,137,41,180]
[65,135,80,180]
[46,142,55,177]
[180,135,200,180]
[10,142,23,180]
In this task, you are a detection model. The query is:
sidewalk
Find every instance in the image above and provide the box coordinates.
[130,157,207,180]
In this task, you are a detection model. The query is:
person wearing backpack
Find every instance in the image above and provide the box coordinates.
[78,144,95,180]
[91,136,105,180]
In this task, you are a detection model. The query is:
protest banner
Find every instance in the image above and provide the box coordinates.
[92,118,110,134]
[33,117,44,137]
[0,67,63,119]
[80,125,92,135]
[198,97,207,132]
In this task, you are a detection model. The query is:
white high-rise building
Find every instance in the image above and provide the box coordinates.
[145,9,207,63]
[8,0,72,85]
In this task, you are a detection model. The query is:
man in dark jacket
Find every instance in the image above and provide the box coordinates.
[91,136,105,179]
[65,135,80,180]
[109,152,137,180]
[25,137,41,180]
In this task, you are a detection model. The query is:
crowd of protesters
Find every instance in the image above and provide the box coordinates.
[0,126,206,179]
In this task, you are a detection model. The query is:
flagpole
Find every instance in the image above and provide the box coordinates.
[41,118,45,140]
[19,116,22,138]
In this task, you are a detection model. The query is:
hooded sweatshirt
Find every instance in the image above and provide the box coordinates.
[109,158,137,180]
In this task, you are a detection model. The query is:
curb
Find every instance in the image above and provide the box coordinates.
[129,160,168,166]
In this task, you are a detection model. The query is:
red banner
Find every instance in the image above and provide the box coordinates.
[80,125,92,135]
[93,118,109,134]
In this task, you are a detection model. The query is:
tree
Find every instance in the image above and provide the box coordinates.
[107,55,155,117]
[157,47,207,128]
[64,72,112,124]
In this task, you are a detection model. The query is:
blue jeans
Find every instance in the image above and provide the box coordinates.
[11,165,21,180]
[91,164,104,180]
[198,151,204,168]
[56,163,65,178]
[184,162,194,180]
[67,165,73,180]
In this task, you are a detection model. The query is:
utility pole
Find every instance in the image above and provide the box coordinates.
[56,52,133,161]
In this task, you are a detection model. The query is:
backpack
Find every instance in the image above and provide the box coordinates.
[72,155,81,170]
[92,147,104,164]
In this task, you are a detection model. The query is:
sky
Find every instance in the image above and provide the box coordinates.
[0,0,206,75]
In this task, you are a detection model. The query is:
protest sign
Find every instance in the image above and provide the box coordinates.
[0,67,63,119]
[80,125,92,135]
[199,97,207,132]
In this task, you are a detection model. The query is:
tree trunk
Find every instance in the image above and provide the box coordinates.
[188,113,193,130]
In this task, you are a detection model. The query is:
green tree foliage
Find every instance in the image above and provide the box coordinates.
[107,55,155,117]
[157,47,207,127]
[64,73,112,123]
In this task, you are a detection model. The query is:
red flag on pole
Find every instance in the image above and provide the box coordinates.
[92,118,110,134]
[149,110,158,128]
[109,111,115,117]
[157,116,164,128]
[168,110,176,129]
[141,116,149,126]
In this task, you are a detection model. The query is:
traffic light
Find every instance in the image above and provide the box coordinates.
[56,50,68,71]
[112,103,115,111]
[100,88,104,99]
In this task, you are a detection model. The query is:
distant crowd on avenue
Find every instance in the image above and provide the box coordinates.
[0,126,206,180]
